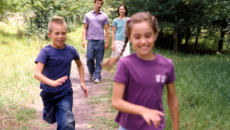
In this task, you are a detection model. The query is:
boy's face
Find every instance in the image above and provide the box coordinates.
[48,24,67,49]
[94,1,103,11]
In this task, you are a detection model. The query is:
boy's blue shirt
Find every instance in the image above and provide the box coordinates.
[35,44,80,93]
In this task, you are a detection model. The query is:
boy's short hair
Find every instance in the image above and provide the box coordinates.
[48,17,67,32]
[94,0,104,5]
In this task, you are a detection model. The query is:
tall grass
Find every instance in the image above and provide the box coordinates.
[0,22,84,129]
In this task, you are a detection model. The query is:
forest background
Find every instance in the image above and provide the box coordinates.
[0,0,230,129]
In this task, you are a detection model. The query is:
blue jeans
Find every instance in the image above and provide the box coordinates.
[40,88,75,130]
[86,40,105,80]
[118,126,128,130]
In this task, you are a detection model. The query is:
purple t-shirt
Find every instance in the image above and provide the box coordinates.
[83,10,109,40]
[35,44,80,93]
[114,53,176,130]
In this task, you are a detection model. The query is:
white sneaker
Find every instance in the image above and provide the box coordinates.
[89,74,93,81]
[94,78,100,83]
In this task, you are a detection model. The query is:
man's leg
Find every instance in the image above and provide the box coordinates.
[94,40,105,80]
[55,88,75,130]
[86,40,96,76]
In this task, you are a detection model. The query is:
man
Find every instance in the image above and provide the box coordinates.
[82,0,109,83]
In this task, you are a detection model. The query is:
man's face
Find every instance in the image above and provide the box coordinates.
[94,1,103,11]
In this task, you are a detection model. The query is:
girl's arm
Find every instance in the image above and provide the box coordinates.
[34,62,67,87]
[112,81,165,127]
[111,26,116,51]
[166,82,179,130]
[74,59,88,98]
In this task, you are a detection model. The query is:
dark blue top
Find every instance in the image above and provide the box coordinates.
[35,44,80,93]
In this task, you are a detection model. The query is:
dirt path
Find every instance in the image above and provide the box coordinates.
[41,56,114,130]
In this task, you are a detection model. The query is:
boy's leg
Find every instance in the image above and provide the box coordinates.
[40,90,57,124]
[55,88,75,130]
[86,40,96,75]
[94,40,105,80]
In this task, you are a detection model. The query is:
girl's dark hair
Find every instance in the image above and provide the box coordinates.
[102,12,158,71]
[117,4,128,16]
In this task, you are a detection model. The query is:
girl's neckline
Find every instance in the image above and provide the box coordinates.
[134,52,159,64]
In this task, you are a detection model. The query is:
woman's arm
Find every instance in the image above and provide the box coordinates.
[112,81,164,127]
[34,62,67,87]
[111,26,116,51]
[166,82,179,130]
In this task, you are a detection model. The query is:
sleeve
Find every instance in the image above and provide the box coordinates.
[35,48,49,64]
[83,14,88,24]
[73,48,80,60]
[112,19,117,26]
[104,15,109,25]
[114,60,129,85]
[166,61,176,84]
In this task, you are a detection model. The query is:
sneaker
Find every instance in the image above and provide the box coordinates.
[89,74,93,81]
[94,78,100,83]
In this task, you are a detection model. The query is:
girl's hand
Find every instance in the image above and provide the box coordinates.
[80,83,88,98]
[140,108,165,128]
[52,76,68,87]
[111,43,115,51]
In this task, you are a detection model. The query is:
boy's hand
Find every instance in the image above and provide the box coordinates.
[80,83,88,98]
[140,108,165,128]
[52,76,68,87]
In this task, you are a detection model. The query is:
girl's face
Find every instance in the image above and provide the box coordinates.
[129,21,158,60]
[119,6,126,16]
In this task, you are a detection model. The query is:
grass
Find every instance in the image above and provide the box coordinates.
[0,21,85,129]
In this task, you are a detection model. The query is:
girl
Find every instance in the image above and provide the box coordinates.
[111,4,130,58]
[102,12,179,130]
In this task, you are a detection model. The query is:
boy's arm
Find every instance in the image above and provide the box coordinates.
[74,59,88,97]
[104,24,110,50]
[82,23,88,48]
[166,82,179,130]
[34,62,68,87]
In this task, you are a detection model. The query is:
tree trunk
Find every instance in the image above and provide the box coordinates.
[195,28,201,50]
[218,28,225,52]
[185,28,190,52]
[173,30,178,55]
[218,18,228,52]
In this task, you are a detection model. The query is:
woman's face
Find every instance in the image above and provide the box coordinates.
[119,6,126,16]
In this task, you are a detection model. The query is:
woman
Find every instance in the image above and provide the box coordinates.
[111,4,130,58]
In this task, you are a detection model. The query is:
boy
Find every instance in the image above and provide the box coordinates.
[34,17,88,130]
[82,0,110,83]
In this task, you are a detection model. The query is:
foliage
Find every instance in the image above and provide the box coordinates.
[20,0,93,40]
[106,0,230,53]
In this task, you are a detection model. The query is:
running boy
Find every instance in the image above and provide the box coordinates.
[103,12,179,130]
[34,17,88,130]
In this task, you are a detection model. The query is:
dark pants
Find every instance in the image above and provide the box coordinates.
[40,88,75,130]
[86,40,105,80]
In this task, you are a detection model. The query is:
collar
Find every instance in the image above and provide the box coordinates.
[92,10,102,14]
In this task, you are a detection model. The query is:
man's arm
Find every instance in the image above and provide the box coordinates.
[104,24,110,50]
[34,62,67,87]
[74,59,88,97]
[82,23,88,48]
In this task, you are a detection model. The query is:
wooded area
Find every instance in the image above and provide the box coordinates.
[0,0,229,54]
